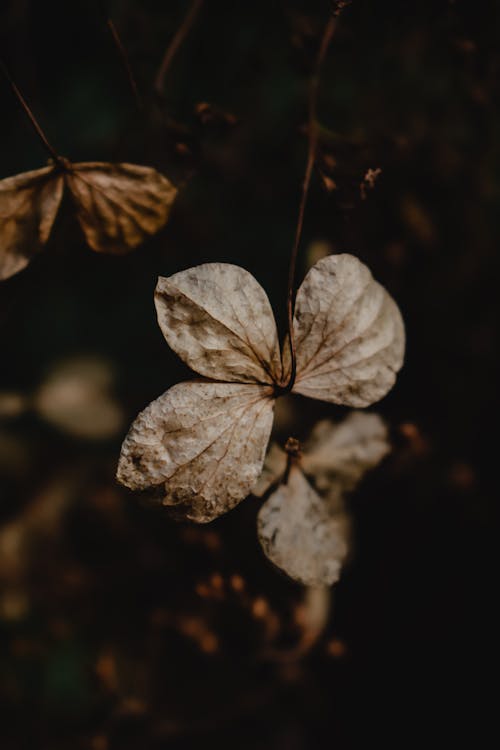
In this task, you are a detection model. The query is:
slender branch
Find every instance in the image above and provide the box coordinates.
[154,0,204,95]
[284,14,337,391]
[283,437,302,484]
[99,2,142,109]
[0,59,62,165]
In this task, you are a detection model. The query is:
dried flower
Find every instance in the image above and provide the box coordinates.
[0,161,177,280]
[255,412,390,585]
[117,254,404,524]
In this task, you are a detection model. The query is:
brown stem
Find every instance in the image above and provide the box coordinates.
[284,14,337,391]
[154,0,204,95]
[0,60,62,165]
[283,437,302,484]
[101,5,142,109]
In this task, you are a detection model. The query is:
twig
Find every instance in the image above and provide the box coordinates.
[0,60,62,165]
[284,14,337,391]
[154,0,204,95]
[99,1,142,109]
[283,437,301,484]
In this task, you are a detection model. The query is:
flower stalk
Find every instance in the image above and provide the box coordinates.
[285,13,337,391]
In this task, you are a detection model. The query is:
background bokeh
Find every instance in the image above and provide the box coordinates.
[0,1,496,747]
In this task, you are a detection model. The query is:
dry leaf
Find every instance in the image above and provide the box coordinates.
[0,166,63,280]
[251,442,288,498]
[302,411,390,494]
[255,412,389,584]
[0,160,177,279]
[118,256,404,522]
[64,162,177,254]
[155,263,283,385]
[286,254,405,407]
[117,381,275,522]
[258,465,348,586]
[255,412,390,499]
[34,356,124,440]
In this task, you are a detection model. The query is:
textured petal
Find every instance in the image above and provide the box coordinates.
[0,166,63,280]
[289,254,405,406]
[302,412,390,494]
[117,381,275,522]
[254,413,389,504]
[251,442,288,498]
[258,466,348,586]
[65,162,177,254]
[155,263,283,384]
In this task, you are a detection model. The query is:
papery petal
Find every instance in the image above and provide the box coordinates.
[302,412,390,493]
[251,442,287,498]
[289,254,405,406]
[117,381,275,522]
[65,162,177,254]
[0,166,63,280]
[155,263,283,384]
[258,466,348,586]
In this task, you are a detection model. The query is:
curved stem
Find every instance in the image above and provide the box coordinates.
[100,3,142,109]
[0,60,62,165]
[283,437,302,484]
[284,14,337,391]
[154,0,204,96]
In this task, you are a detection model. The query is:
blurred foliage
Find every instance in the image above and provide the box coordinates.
[0,0,497,747]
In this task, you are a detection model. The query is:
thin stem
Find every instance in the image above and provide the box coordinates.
[284,14,337,391]
[99,2,142,109]
[283,437,302,484]
[0,59,62,165]
[154,0,204,95]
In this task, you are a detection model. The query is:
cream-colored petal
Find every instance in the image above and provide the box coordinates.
[0,166,63,280]
[34,356,124,440]
[258,466,348,586]
[65,162,177,254]
[290,254,405,406]
[117,381,275,521]
[251,442,288,498]
[302,412,390,494]
[155,263,283,384]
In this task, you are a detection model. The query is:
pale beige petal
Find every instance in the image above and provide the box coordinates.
[289,254,405,406]
[34,356,124,440]
[65,162,177,254]
[0,166,63,280]
[117,381,275,521]
[155,263,283,384]
[258,466,348,586]
[251,442,288,498]
[302,412,390,494]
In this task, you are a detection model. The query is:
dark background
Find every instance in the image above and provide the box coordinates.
[0,1,497,748]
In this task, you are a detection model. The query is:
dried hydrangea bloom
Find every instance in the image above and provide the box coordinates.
[117,254,404,523]
[0,166,64,280]
[254,412,391,500]
[258,465,350,587]
[0,160,177,280]
[256,412,390,586]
